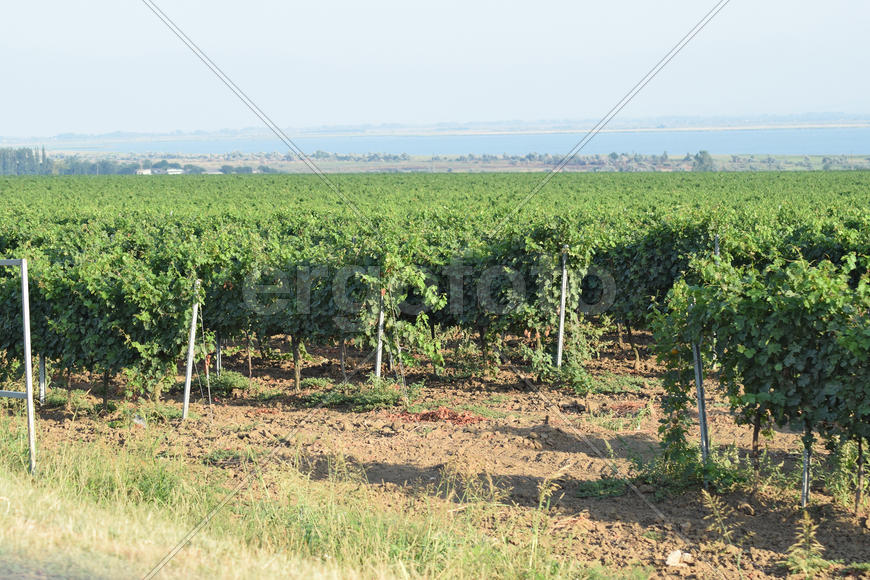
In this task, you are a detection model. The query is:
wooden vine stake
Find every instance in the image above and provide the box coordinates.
[181,280,200,420]
[556,245,568,368]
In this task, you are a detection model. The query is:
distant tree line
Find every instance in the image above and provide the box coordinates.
[0,147,53,175]
[0,148,210,175]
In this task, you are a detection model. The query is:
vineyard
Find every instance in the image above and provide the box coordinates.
[1,171,870,577]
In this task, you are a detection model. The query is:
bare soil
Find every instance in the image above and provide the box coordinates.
[28,333,870,579]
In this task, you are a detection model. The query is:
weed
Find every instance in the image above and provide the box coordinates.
[303,378,421,412]
[254,389,283,402]
[530,465,570,568]
[68,389,94,417]
[575,477,628,498]
[585,403,652,433]
[842,562,870,575]
[300,377,331,390]
[437,460,508,505]
[592,372,649,395]
[781,510,830,578]
[325,453,367,484]
[209,369,250,397]
[820,438,869,514]
[131,402,193,424]
[484,394,509,405]
[455,403,507,419]
[202,448,263,467]
[41,388,68,409]
[630,443,747,495]
[701,490,738,546]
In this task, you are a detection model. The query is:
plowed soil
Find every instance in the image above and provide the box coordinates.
[30,334,870,578]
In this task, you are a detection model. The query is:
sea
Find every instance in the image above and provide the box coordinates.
[18,126,870,156]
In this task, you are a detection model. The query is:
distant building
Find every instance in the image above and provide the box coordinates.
[166,168,184,175]
[136,168,152,175]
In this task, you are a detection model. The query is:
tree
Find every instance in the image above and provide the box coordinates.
[692,150,715,172]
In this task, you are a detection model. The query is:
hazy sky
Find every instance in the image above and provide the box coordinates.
[1,1,868,136]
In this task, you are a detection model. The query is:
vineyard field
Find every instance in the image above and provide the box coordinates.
[1,171,869,578]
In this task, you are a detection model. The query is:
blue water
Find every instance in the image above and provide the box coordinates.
[52,126,870,156]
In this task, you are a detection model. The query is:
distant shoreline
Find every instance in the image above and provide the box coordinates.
[286,122,870,139]
[3,121,870,146]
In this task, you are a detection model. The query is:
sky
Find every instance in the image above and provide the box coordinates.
[1,0,868,137]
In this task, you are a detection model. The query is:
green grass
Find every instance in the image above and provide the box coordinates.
[575,477,629,498]
[202,448,265,467]
[591,372,650,395]
[455,403,507,419]
[300,377,332,389]
[483,394,509,405]
[42,388,68,409]
[303,379,420,412]
[209,369,250,397]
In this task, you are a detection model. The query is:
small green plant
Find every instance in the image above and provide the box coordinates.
[300,377,331,390]
[255,388,283,402]
[630,443,746,495]
[592,372,649,394]
[455,403,507,419]
[820,438,869,514]
[781,510,829,578]
[303,378,420,412]
[325,452,367,484]
[202,448,262,467]
[575,477,628,498]
[529,465,568,568]
[69,389,95,417]
[42,388,68,409]
[701,490,738,546]
[131,402,189,424]
[209,370,249,398]
[483,394,508,405]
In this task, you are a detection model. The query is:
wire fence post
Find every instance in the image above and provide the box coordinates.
[21,260,36,473]
[215,332,222,377]
[801,424,812,508]
[38,353,46,405]
[556,245,568,368]
[692,342,710,470]
[801,447,811,508]
[0,260,37,472]
[182,280,201,420]
[375,294,385,379]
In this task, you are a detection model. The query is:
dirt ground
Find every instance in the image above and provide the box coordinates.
[28,333,870,579]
